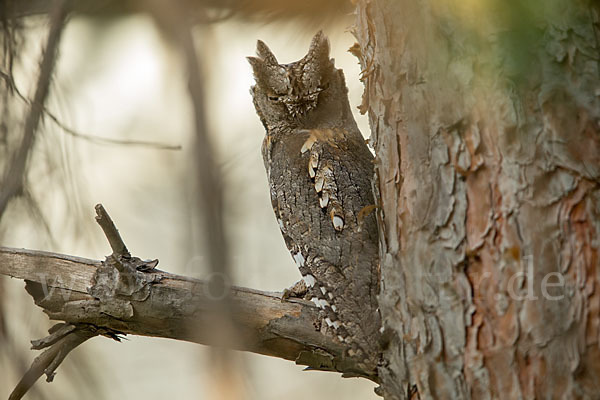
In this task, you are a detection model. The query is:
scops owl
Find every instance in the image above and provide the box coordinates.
[248,31,380,373]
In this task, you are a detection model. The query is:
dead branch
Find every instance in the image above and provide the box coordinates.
[1,204,376,398]
[0,246,355,368]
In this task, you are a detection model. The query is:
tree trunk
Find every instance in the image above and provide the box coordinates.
[354,0,600,398]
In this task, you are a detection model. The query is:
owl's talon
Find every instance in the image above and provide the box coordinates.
[281,279,308,302]
[281,288,292,303]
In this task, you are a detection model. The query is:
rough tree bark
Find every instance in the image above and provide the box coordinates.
[353,0,600,398]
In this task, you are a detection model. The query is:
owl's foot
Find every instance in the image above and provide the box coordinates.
[281,280,308,302]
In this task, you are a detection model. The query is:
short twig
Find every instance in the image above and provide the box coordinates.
[30,322,76,349]
[94,203,130,259]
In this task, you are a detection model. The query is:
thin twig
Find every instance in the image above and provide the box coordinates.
[45,109,183,149]
[0,69,182,150]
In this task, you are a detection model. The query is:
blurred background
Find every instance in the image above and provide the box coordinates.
[0,1,376,398]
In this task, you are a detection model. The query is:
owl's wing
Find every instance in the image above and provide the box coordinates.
[303,132,346,232]
[266,127,380,351]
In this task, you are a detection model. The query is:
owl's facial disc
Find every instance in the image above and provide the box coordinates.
[248,31,333,125]
[267,64,327,118]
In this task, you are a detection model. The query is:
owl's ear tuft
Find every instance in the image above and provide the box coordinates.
[248,55,288,94]
[302,31,334,89]
[256,40,279,66]
[247,56,265,77]
[306,30,331,68]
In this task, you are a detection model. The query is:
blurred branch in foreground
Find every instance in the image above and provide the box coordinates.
[0,0,68,220]
[147,0,244,397]
[6,0,352,22]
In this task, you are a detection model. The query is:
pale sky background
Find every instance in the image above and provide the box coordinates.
[1,14,377,399]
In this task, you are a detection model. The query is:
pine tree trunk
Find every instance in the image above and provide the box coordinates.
[354,1,600,398]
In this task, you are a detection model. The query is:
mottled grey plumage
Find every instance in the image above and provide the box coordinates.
[248,31,380,372]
